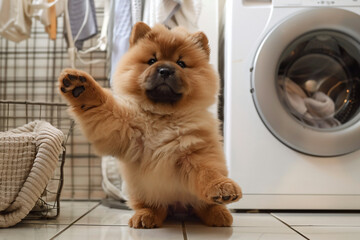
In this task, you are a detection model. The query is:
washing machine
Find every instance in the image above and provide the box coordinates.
[224,0,360,210]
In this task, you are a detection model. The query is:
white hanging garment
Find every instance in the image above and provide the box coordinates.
[0,0,32,42]
[131,0,142,25]
[142,0,202,32]
[0,0,65,42]
[109,0,132,83]
[31,0,65,27]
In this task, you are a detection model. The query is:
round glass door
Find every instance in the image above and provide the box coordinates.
[277,31,360,130]
[250,8,360,156]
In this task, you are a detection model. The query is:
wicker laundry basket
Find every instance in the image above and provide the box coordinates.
[0,104,68,227]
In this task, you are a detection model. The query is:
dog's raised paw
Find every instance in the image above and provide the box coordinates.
[205,178,242,205]
[59,71,88,98]
[58,68,106,109]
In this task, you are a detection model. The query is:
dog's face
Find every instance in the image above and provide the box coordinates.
[113,22,219,113]
[143,58,184,104]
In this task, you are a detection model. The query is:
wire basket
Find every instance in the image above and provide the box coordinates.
[0,100,74,219]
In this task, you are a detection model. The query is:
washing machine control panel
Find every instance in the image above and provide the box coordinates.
[274,0,360,7]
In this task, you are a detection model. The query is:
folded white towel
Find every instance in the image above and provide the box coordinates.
[0,121,64,228]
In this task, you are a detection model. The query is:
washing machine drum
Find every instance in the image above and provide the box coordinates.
[278,31,360,129]
[251,8,360,156]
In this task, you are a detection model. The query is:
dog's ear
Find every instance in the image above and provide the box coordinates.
[130,22,151,47]
[192,31,210,59]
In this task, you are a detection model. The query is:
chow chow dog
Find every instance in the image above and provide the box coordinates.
[59,22,241,228]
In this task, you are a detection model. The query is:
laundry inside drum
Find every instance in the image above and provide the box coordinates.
[277,31,360,129]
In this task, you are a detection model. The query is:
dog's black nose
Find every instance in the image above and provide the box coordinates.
[158,67,174,78]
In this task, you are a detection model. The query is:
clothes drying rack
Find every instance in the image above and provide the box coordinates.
[0,7,109,219]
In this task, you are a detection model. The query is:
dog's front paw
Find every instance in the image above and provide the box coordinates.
[128,209,164,229]
[204,178,242,205]
[195,204,233,227]
[58,68,106,109]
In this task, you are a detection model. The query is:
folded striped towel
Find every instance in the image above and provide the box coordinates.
[0,121,64,228]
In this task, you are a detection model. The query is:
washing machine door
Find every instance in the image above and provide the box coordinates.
[252,8,360,156]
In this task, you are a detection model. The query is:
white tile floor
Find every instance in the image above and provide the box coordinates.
[2,201,360,240]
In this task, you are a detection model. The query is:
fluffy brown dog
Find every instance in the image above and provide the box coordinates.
[58,22,242,228]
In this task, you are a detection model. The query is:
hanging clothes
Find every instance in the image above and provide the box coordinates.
[63,0,111,68]
[0,0,32,42]
[131,0,142,25]
[143,0,202,32]
[32,0,65,39]
[109,0,132,83]
[0,0,65,42]
[65,0,98,50]
[45,0,57,40]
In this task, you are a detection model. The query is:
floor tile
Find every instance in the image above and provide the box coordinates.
[0,223,64,240]
[185,213,306,240]
[22,201,100,225]
[272,213,360,226]
[185,226,306,240]
[232,213,287,227]
[75,203,183,226]
[74,204,134,226]
[54,225,185,240]
[184,212,285,227]
[295,226,360,240]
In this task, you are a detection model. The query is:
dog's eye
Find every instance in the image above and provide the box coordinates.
[176,60,186,68]
[148,58,157,65]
